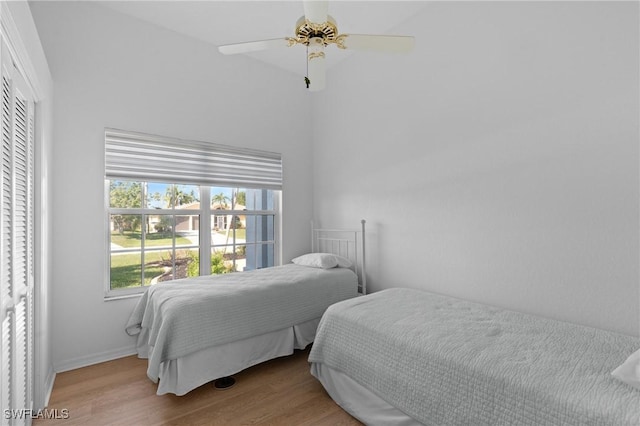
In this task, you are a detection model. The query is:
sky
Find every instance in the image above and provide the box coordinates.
[146,182,234,208]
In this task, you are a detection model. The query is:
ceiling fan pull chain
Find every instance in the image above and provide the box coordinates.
[305,45,310,89]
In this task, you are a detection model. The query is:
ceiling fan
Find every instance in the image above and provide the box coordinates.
[218,1,415,92]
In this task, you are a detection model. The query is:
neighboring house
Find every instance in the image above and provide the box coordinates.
[171,202,245,233]
[173,201,202,233]
[109,201,246,235]
[211,202,246,232]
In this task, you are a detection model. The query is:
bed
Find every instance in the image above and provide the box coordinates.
[309,287,640,426]
[125,220,366,396]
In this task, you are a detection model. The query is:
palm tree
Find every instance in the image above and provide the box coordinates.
[168,186,198,207]
[212,192,230,209]
[211,192,231,234]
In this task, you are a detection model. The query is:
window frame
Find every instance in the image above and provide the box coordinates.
[104,180,280,300]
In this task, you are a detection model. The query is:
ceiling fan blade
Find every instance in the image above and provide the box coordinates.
[218,38,292,55]
[339,34,415,53]
[303,0,328,24]
[307,38,326,92]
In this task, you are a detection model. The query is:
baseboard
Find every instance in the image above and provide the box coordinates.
[53,345,137,373]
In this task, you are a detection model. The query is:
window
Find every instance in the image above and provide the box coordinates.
[105,130,281,297]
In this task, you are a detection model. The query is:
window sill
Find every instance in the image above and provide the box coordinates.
[104,292,143,302]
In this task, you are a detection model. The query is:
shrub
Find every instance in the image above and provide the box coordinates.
[187,251,234,276]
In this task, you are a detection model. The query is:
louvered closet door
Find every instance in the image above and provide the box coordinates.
[0,35,35,425]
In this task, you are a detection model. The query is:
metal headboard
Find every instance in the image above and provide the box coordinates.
[311,219,367,295]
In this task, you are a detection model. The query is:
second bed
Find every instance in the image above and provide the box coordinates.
[309,288,640,425]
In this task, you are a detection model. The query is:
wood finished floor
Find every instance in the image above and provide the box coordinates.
[34,348,362,426]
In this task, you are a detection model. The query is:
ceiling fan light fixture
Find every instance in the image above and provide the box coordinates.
[295,15,338,45]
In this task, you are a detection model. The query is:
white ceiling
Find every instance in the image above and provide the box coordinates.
[98,1,427,76]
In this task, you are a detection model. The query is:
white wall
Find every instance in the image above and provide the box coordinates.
[313,1,640,336]
[5,0,54,409]
[30,1,313,371]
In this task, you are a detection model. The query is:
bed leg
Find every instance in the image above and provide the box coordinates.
[213,376,236,390]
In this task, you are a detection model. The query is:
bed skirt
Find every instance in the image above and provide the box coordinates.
[141,318,319,396]
[310,362,420,425]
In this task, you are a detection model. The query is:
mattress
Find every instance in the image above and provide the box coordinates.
[309,288,640,425]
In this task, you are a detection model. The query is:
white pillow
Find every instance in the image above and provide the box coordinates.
[291,253,338,269]
[290,253,353,269]
[611,348,640,390]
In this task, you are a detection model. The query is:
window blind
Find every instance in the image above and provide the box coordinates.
[105,129,283,190]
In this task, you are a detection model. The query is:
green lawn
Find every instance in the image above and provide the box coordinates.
[111,231,192,248]
[110,251,167,289]
[110,249,232,289]
[215,229,246,239]
[110,230,245,289]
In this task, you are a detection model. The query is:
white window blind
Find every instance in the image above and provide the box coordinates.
[105,129,283,190]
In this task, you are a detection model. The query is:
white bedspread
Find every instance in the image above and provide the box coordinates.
[309,288,640,426]
[126,264,358,382]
